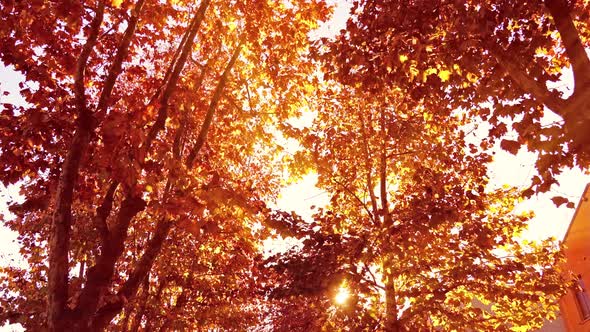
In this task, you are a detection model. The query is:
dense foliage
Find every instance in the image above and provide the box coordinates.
[264,85,566,331]
[318,0,590,197]
[1,0,585,331]
[0,0,328,330]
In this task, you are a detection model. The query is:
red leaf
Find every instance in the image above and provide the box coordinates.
[550,196,568,208]
[500,139,520,155]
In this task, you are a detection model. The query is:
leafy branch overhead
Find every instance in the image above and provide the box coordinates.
[0,0,329,330]
[318,0,590,196]
[0,0,586,331]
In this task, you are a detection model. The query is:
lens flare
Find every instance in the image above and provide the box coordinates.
[335,283,350,305]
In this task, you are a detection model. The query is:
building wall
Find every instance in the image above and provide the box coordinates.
[537,317,566,332]
[560,184,590,332]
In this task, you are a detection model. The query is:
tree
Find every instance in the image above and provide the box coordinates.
[0,0,329,330]
[318,0,590,196]
[264,85,566,331]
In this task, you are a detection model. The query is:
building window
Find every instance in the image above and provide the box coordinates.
[574,274,590,321]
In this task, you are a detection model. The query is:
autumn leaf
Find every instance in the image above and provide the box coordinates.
[438,69,451,82]
[550,196,569,208]
[500,139,521,155]
[318,0,590,196]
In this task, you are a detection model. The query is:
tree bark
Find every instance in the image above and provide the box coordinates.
[377,107,400,331]
[73,195,146,330]
[47,3,105,331]
[89,218,173,330]
[384,255,400,332]
[95,182,119,243]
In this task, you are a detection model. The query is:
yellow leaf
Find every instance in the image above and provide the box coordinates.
[425,67,437,76]
[453,63,462,75]
[228,21,237,32]
[399,54,409,63]
[423,67,437,82]
[303,83,315,94]
[438,69,451,82]
[409,65,419,81]
[146,185,153,192]
[467,72,478,83]
[112,0,123,7]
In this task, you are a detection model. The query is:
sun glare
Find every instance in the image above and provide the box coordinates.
[334,283,350,305]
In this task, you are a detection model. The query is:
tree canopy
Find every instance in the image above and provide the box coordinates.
[318,0,590,196]
[263,84,565,331]
[0,0,585,331]
[0,0,328,330]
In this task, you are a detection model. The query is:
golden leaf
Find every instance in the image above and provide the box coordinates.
[438,69,451,82]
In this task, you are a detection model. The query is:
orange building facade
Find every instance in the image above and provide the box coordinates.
[559,184,590,332]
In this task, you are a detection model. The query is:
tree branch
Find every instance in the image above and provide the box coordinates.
[186,37,245,167]
[331,177,375,223]
[143,0,212,152]
[91,217,173,330]
[379,108,392,227]
[129,275,151,332]
[73,3,105,116]
[359,112,380,225]
[47,3,105,331]
[544,0,590,94]
[96,0,147,115]
[487,43,568,116]
[73,194,146,330]
[94,181,119,244]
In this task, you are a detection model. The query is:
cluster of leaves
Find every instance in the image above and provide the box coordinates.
[317,0,590,196]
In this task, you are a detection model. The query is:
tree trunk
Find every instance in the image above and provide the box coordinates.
[47,3,105,330]
[89,219,173,330]
[383,256,400,332]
